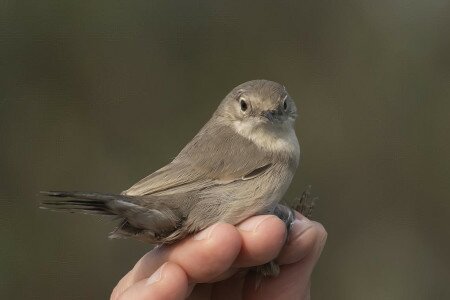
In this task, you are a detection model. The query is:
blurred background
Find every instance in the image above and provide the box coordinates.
[1,1,449,299]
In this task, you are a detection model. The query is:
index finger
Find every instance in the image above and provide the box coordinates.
[112,222,242,293]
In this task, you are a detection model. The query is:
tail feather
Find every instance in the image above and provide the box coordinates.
[39,191,127,215]
[40,190,183,243]
[40,191,124,201]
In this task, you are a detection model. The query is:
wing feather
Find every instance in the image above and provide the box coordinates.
[123,121,272,196]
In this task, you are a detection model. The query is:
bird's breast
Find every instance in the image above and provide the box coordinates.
[232,121,300,165]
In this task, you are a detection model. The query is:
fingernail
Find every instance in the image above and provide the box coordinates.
[146,263,166,286]
[238,215,273,232]
[193,223,219,240]
[289,218,313,242]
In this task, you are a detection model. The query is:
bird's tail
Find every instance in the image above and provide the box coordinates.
[39,191,128,215]
[40,190,183,243]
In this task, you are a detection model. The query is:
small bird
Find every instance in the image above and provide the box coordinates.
[41,79,312,277]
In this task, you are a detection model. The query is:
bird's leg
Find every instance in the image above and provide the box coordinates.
[251,186,317,283]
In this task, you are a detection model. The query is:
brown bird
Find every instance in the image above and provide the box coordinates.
[41,79,314,277]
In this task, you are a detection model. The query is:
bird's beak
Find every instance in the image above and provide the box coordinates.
[261,109,281,122]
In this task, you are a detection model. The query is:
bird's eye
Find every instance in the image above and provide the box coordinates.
[283,99,288,111]
[240,99,248,112]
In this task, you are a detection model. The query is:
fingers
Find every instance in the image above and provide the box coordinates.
[234,215,287,267]
[243,212,327,300]
[112,213,327,300]
[209,215,288,282]
[113,222,242,296]
[112,215,289,298]
[243,260,312,300]
[114,262,189,300]
[277,212,327,265]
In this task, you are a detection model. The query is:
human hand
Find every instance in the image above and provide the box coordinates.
[111,212,327,300]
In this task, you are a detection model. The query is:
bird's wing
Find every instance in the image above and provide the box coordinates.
[123,122,273,196]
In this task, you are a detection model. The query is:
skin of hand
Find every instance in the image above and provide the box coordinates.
[110,212,327,300]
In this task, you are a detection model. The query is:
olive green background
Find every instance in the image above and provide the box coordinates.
[1,1,449,299]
